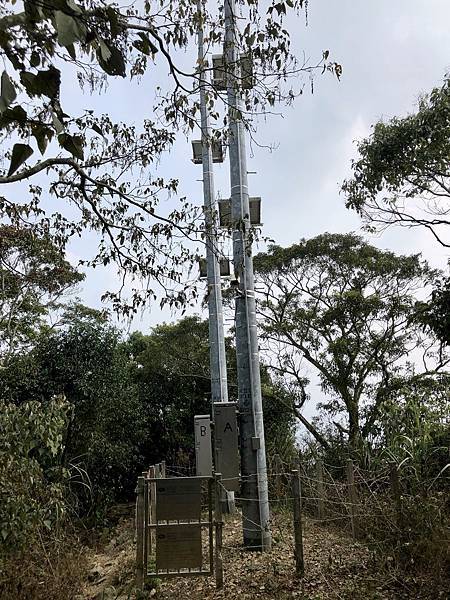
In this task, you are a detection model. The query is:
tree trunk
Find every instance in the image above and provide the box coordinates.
[347,400,362,454]
[294,408,331,451]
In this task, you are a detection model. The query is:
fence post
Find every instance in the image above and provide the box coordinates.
[161,460,166,478]
[389,461,403,530]
[346,459,359,539]
[148,465,156,554]
[292,469,305,577]
[316,459,325,520]
[274,453,283,500]
[135,476,145,591]
[142,471,148,573]
[214,473,224,589]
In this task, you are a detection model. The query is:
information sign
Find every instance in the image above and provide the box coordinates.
[156,478,202,521]
[156,524,202,571]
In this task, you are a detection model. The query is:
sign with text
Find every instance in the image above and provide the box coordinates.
[156,524,202,571]
[214,402,239,491]
[156,477,201,521]
[194,414,212,476]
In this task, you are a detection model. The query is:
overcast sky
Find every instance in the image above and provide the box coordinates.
[64,0,450,330]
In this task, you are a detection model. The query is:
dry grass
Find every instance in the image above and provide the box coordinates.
[0,529,88,600]
[80,508,449,600]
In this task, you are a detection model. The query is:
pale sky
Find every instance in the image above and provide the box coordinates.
[62,0,450,334]
[1,0,443,422]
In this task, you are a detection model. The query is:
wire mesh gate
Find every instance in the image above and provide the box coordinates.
[135,468,223,590]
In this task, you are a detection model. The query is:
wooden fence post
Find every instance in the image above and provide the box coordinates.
[148,465,155,554]
[292,469,305,577]
[135,476,145,591]
[274,453,283,500]
[389,461,403,530]
[141,471,148,573]
[346,459,359,539]
[214,473,224,589]
[161,460,166,478]
[316,459,325,520]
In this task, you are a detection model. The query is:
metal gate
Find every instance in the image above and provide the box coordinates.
[136,467,223,590]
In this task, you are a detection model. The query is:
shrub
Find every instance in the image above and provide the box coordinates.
[0,396,70,553]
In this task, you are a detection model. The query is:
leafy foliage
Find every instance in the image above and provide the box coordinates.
[0,308,145,514]
[0,395,70,553]
[125,318,214,466]
[0,0,340,314]
[0,225,83,359]
[415,275,450,345]
[254,233,448,453]
[343,75,450,248]
[125,315,296,466]
[374,375,450,481]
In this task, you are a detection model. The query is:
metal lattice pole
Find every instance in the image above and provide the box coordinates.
[223,0,271,550]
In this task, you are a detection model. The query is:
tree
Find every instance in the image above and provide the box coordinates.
[0,0,340,314]
[342,76,450,248]
[125,316,296,465]
[0,225,83,360]
[253,233,449,453]
[0,306,145,511]
[125,317,214,466]
[415,275,450,345]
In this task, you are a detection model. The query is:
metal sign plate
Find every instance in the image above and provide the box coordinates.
[194,415,212,476]
[156,524,202,571]
[156,478,202,521]
[214,402,240,491]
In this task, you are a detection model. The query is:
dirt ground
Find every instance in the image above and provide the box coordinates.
[80,508,448,600]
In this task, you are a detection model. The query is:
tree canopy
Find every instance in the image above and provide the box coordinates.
[0,0,340,314]
[343,75,450,248]
[0,225,83,360]
[254,233,449,452]
[125,315,296,465]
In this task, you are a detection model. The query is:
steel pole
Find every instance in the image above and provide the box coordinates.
[197,1,229,408]
[223,0,271,550]
[197,2,235,513]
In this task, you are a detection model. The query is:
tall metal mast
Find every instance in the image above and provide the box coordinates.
[223,0,271,550]
[196,4,229,405]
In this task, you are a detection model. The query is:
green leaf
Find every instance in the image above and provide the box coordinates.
[58,133,84,160]
[0,72,17,113]
[24,1,45,21]
[52,112,64,134]
[66,0,82,14]
[32,125,53,155]
[20,67,61,99]
[66,44,76,60]
[91,123,103,136]
[97,41,126,77]
[39,67,62,98]
[98,39,112,63]
[0,105,27,127]
[132,32,157,56]
[107,5,121,37]
[19,72,36,95]
[8,143,34,176]
[30,51,40,68]
[54,10,86,47]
